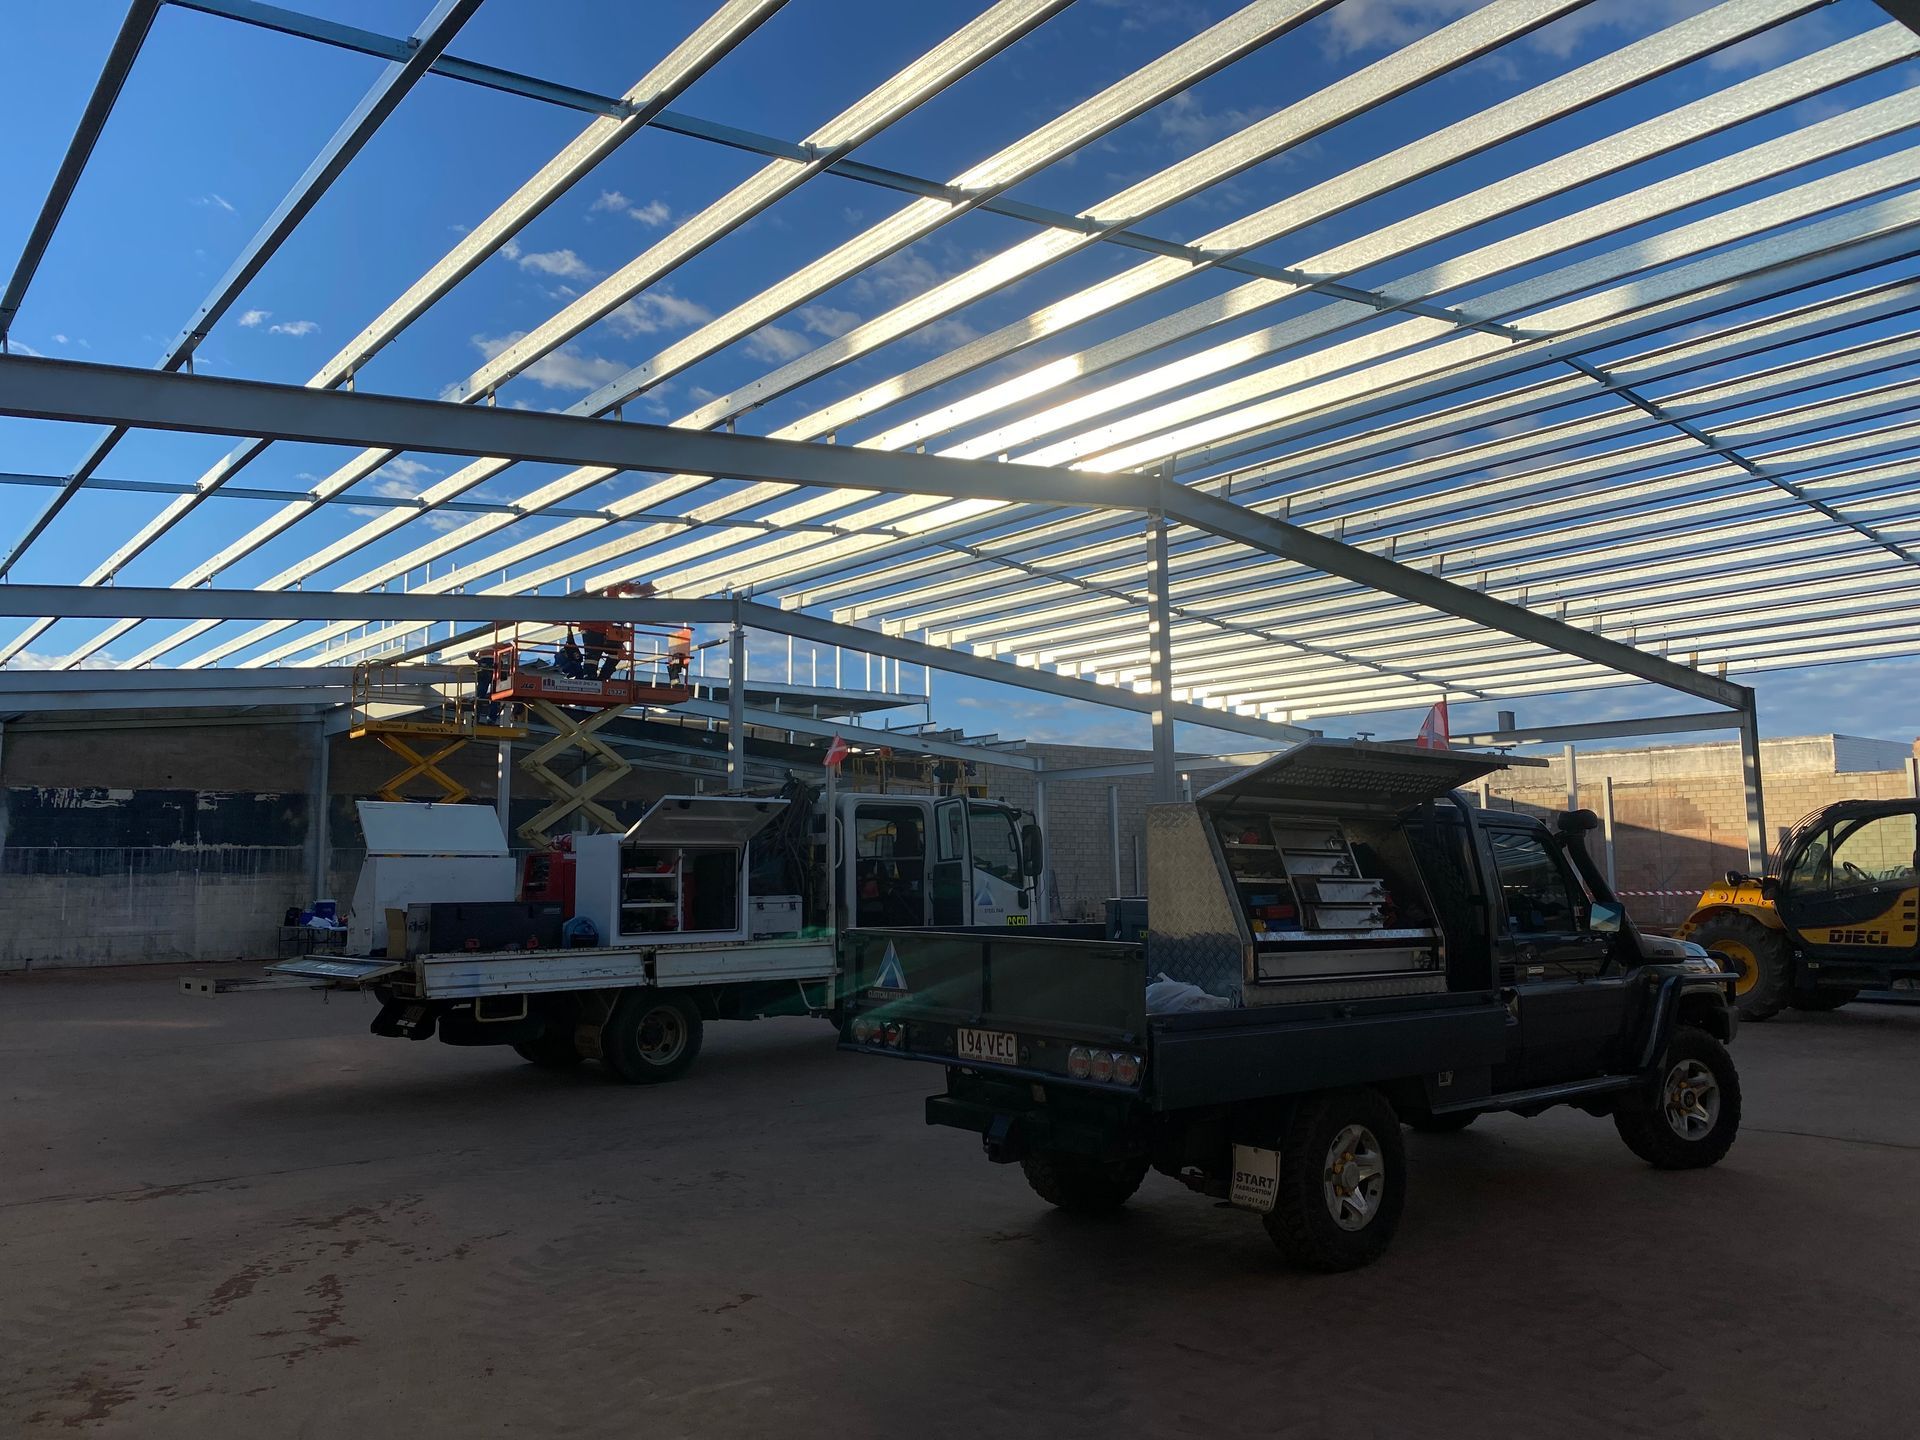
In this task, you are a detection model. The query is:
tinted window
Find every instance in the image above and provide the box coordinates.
[1489,829,1580,935]
[853,806,926,927]
[1795,813,1918,891]
[967,803,1022,885]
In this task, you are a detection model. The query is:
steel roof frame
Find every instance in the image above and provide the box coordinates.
[240,2,1893,676]
[10,0,1920,795]
[270,2,1891,670]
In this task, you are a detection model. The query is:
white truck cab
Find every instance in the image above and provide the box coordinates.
[835,792,1041,928]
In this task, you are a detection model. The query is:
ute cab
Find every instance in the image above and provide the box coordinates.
[1680,799,1920,1019]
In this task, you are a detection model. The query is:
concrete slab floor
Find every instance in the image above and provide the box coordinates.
[3,965,1918,1440]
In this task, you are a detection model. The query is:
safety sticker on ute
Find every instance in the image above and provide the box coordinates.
[870,942,909,995]
[1229,1144,1281,1214]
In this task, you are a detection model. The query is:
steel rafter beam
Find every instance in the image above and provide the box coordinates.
[1,0,793,668]
[0,0,488,579]
[0,353,1751,713]
[0,580,1320,745]
[0,0,161,348]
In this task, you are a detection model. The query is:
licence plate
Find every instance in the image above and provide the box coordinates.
[956,1028,1019,1064]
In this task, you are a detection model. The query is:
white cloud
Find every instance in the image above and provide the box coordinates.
[744,325,810,364]
[268,319,318,337]
[1156,91,1272,146]
[7,649,116,670]
[499,238,521,261]
[606,288,711,337]
[799,304,860,338]
[516,247,597,280]
[194,192,236,213]
[369,457,440,494]
[7,339,43,357]
[471,332,628,393]
[50,332,68,344]
[238,308,270,328]
[591,189,672,227]
[852,250,949,307]
[913,316,980,352]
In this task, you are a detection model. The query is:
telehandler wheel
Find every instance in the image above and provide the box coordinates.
[1405,1111,1478,1134]
[1264,1087,1406,1273]
[603,992,704,1084]
[1019,1150,1149,1213]
[1687,913,1790,1021]
[1614,1028,1741,1171]
[1791,986,1859,1013]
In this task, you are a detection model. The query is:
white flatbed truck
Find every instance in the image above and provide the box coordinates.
[186,785,1045,1085]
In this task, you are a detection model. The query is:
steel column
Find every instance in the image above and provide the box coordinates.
[307,717,330,905]
[495,740,513,835]
[1738,697,1769,873]
[1108,785,1123,899]
[727,599,747,788]
[1032,772,1050,922]
[1564,743,1579,812]
[1148,511,1177,803]
[1602,774,1618,890]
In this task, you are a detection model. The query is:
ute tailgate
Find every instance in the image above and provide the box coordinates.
[840,927,1146,1091]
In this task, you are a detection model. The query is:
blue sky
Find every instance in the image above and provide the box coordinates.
[2,0,1917,756]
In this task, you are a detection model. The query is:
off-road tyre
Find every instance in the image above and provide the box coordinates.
[1614,1027,1741,1170]
[1405,1111,1478,1134]
[1263,1087,1407,1273]
[1019,1150,1149,1213]
[1790,986,1859,1013]
[1688,912,1791,1021]
[602,992,704,1084]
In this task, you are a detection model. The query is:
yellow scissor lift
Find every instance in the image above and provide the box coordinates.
[353,628,696,845]
[349,662,528,804]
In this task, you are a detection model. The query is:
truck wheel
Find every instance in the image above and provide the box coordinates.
[1614,1028,1741,1170]
[1019,1150,1149,1213]
[1688,913,1789,1021]
[1264,1088,1406,1273]
[1405,1111,1477,1134]
[511,1031,583,1070]
[603,992,704,1084]
[1791,986,1859,1013]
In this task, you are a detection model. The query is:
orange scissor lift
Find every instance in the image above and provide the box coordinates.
[352,624,695,846]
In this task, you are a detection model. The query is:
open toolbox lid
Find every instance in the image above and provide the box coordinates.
[623,794,788,848]
[356,800,508,856]
[1196,739,1531,814]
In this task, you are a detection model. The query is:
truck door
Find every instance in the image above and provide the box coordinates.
[850,803,931,928]
[1484,821,1632,1084]
[965,801,1030,924]
[1776,808,1920,960]
[929,798,968,925]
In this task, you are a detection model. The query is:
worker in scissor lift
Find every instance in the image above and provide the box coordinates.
[667,625,693,686]
[578,581,656,683]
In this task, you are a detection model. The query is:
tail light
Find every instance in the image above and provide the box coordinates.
[1066,1046,1092,1079]
[851,1017,874,1044]
[1113,1052,1141,1085]
[883,1022,904,1048]
[1089,1050,1115,1082]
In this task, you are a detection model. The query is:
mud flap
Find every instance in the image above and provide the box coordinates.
[371,1001,436,1041]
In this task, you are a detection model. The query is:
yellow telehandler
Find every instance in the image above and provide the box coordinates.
[1677,799,1919,1020]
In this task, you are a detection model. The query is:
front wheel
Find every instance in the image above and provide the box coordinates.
[603,992,704,1084]
[1687,912,1789,1020]
[1019,1150,1148,1213]
[1264,1088,1406,1272]
[1614,1028,1741,1170]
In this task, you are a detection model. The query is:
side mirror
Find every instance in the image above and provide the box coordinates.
[1589,900,1624,934]
[1020,821,1044,880]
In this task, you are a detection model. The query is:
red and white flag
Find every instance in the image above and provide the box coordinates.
[823,735,850,770]
[1415,700,1450,750]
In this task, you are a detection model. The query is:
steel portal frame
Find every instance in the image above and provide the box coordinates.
[5,0,1920,871]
